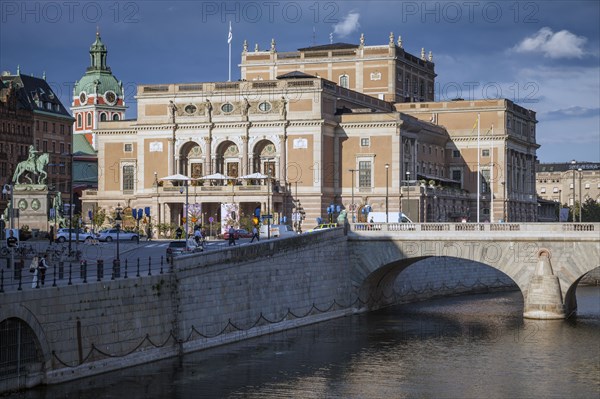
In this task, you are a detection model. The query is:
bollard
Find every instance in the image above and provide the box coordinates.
[68,263,72,285]
[148,256,152,276]
[113,259,121,279]
[0,269,4,293]
[52,264,57,287]
[81,260,87,283]
[97,259,104,281]
[136,258,140,277]
[58,261,64,279]
[160,256,164,274]
[124,259,128,279]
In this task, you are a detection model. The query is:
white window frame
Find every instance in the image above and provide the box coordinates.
[339,74,349,88]
[360,137,370,147]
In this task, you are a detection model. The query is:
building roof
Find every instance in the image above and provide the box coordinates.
[536,162,600,173]
[1,73,72,118]
[73,134,96,156]
[276,71,317,79]
[297,43,359,52]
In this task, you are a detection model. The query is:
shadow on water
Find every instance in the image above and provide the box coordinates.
[8,288,599,399]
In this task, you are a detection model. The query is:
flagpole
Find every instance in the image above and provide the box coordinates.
[490,123,494,223]
[477,113,480,224]
[228,21,232,82]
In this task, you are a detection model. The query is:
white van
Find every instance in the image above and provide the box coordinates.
[367,212,413,223]
[260,224,295,238]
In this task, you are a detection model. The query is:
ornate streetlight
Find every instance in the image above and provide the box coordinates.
[571,159,576,221]
[578,167,583,222]
[385,164,389,223]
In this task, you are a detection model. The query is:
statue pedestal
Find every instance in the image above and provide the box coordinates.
[13,185,51,236]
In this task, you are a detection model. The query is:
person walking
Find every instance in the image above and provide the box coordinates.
[250,226,259,243]
[228,226,236,246]
[175,226,182,239]
[38,254,48,286]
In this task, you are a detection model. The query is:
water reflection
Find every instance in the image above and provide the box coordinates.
[13,287,599,399]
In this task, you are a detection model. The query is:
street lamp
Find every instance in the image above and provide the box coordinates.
[349,169,357,223]
[385,164,389,223]
[2,184,13,230]
[267,172,271,239]
[571,159,576,221]
[578,167,583,222]
[405,171,410,219]
[115,203,122,263]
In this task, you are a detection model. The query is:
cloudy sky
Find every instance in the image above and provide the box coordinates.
[1,0,598,162]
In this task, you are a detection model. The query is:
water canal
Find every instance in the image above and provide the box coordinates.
[11,286,600,399]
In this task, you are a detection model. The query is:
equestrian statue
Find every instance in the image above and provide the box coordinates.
[12,145,49,185]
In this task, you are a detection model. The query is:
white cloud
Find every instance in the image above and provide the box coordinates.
[513,27,587,59]
[333,12,360,38]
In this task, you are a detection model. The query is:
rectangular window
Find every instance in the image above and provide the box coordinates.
[452,150,460,158]
[452,169,462,181]
[585,183,590,189]
[124,143,133,152]
[60,125,64,134]
[123,165,135,191]
[358,161,371,188]
[481,169,490,193]
[482,149,490,157]
[360,138,370,147]
[540,187,546,193]
[553,187,559,193]
[43,140,47,152]
[60,143,65,153]
[52,142,56,153]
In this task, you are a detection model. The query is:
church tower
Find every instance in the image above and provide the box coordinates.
[71,32,126,149]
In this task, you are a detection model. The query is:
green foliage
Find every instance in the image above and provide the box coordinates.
[582,198,600,222]
[92,208,106,228]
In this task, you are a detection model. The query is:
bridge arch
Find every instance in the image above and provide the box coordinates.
[564,266,600,317]
[357,256,520,310]
[0,304,51,390]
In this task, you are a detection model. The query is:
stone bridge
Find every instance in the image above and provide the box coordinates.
[0,222,598,392]
[348,222,600,319]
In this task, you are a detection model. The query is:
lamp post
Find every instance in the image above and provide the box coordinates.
[349,169,357,223]
[2,184,14,270]
[115,203,122,263]
[578,167,583,222]
[571,159,576,221]
[405,171,410,220]
[385,164,389,223]
[267,172,271,239]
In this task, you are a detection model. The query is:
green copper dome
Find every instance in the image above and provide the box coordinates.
[73,33,123,98]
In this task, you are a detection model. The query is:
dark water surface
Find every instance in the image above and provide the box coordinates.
[12,287,600,399]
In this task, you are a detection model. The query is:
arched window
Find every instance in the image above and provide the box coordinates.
[100,113,107,121]
[112,114,120,121]
[339,74,349,88]
[77,114,82,127]
[86,113,92,127]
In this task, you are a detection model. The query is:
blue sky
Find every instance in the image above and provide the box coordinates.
[1,0,598,163]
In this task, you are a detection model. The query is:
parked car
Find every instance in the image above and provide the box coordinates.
[306,223,338,233]
[166,240,202,263]
[96,229,139,242]
[56,228,95,243]
[222,229,252,240]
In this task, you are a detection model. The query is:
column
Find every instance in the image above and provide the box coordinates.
[203,135,212,176]
[279,133,287,183]
[242,133,249,177]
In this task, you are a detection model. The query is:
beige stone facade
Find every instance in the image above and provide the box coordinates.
[82,38,540,232]
[396,99,539,222]
[536,162,600,207]
[240,33,435,103]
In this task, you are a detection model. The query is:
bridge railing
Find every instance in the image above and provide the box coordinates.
[350,222,598,233]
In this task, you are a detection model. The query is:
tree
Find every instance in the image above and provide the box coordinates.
[582,198,600,222]
[92,208,106,229]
